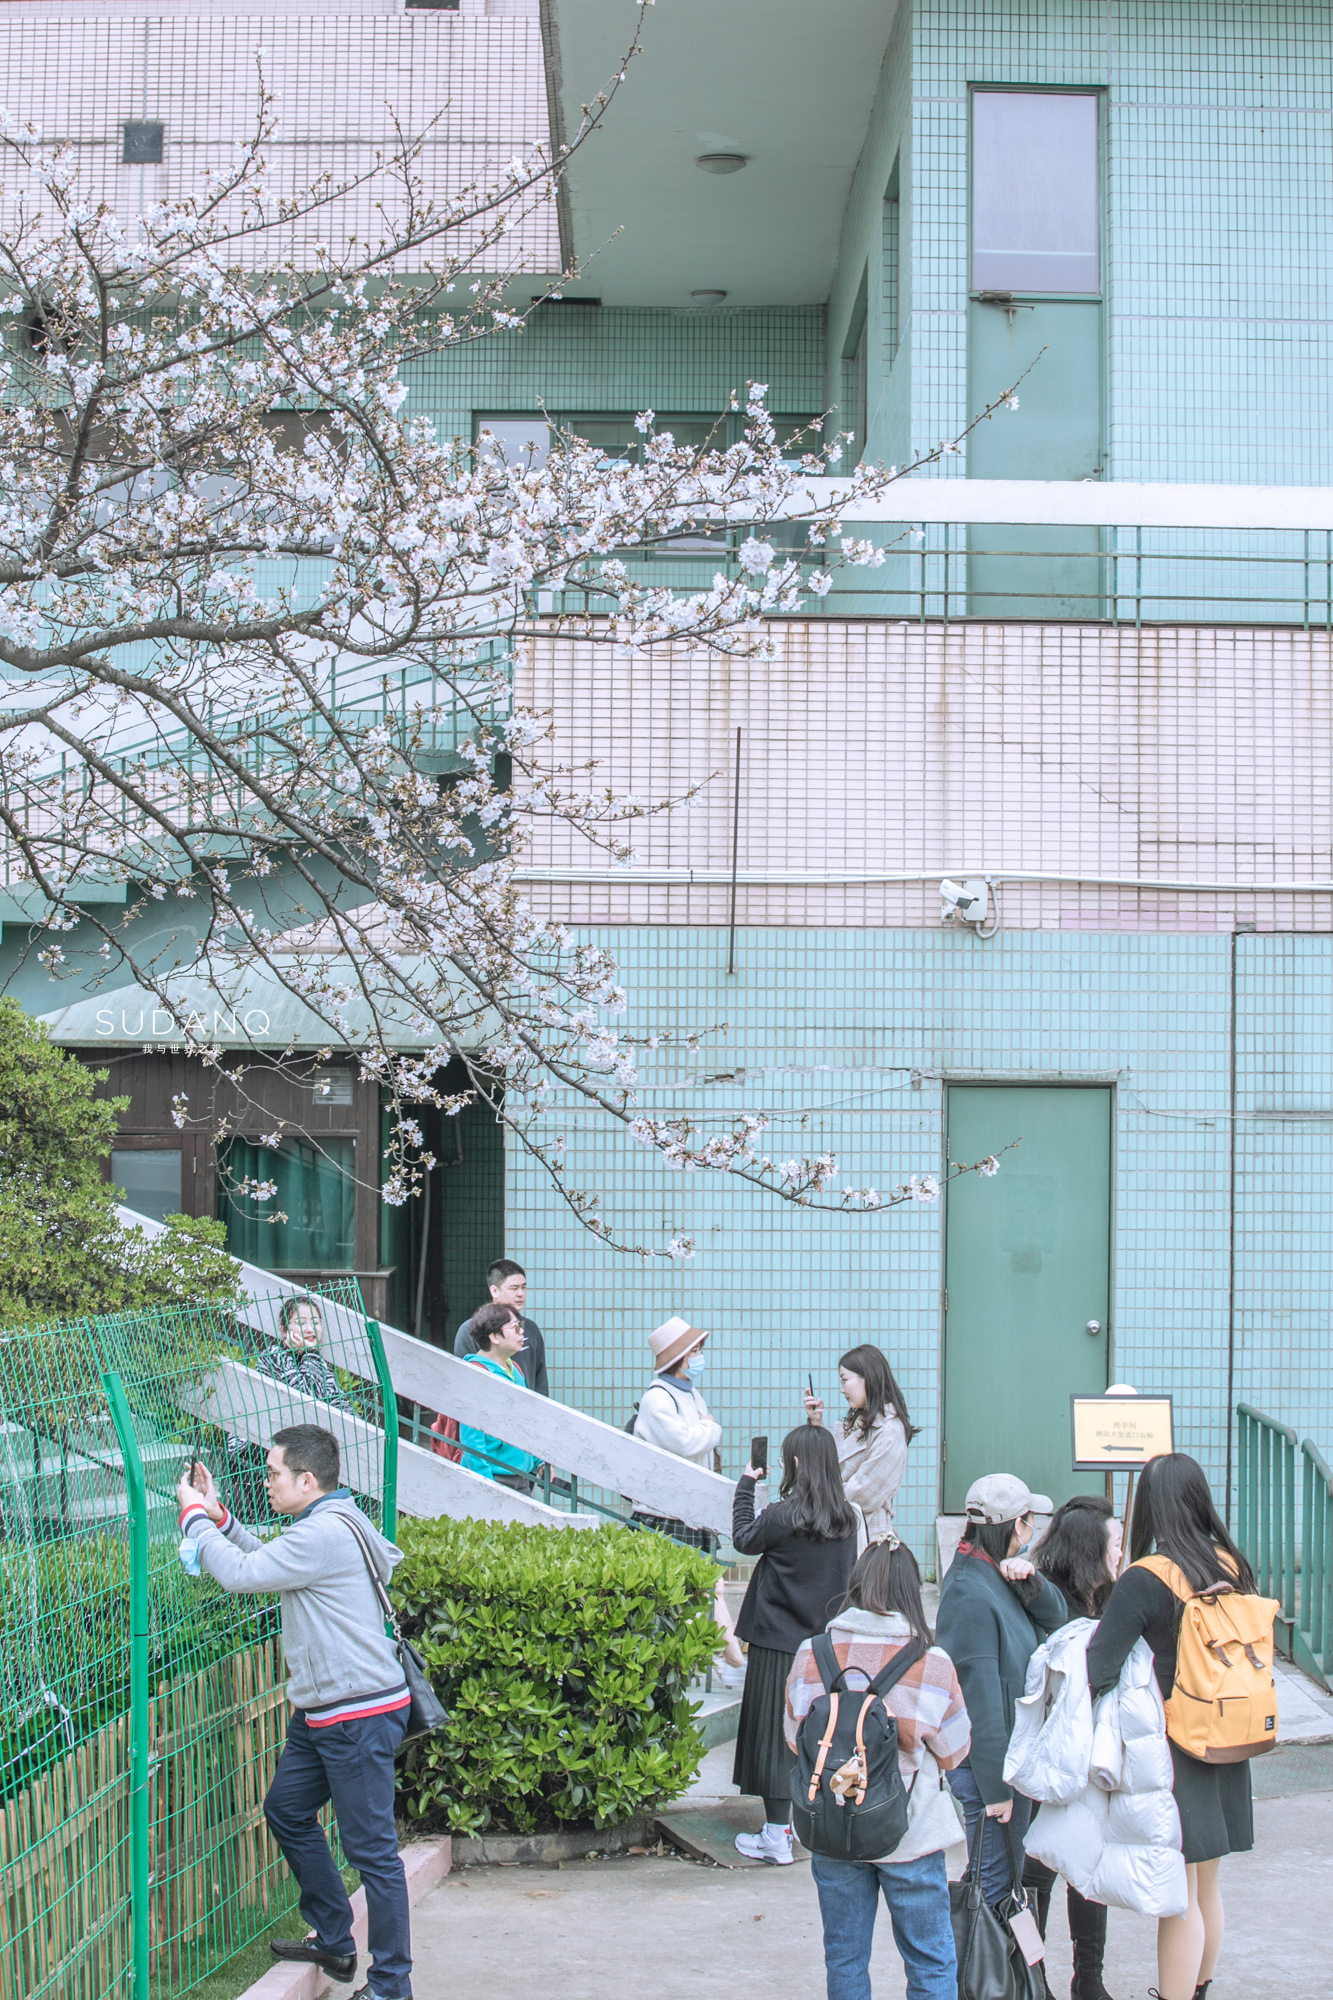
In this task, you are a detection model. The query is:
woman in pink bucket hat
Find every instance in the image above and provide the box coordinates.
[631,1316,746,1683]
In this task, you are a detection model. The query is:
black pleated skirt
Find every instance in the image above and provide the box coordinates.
[732,1643,797,1801]
[1170,1742,1254,1863]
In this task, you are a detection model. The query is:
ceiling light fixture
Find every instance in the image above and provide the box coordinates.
[689,290,728,306]
[695,153,747,175]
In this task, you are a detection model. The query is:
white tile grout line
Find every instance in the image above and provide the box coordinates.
[234,1840,451,2000]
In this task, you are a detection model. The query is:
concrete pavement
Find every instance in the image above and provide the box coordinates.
[390,1652,1333,1999]
[404,1790,1330,1998]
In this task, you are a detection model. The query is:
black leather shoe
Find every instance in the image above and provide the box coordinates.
[269,1934,357,1980]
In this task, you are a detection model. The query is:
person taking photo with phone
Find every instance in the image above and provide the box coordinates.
[729,1425,860,1864]
[176,1426,411,2000]
[804,1344,914,1537]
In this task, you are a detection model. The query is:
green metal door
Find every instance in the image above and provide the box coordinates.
[967,298,1103,616]
[943,1086,1111,1513]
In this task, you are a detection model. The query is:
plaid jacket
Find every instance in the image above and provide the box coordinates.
[785,1608,972,1783]
[835,1412,908,1536]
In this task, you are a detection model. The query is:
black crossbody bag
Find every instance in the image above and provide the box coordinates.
[343,1518,450,1747]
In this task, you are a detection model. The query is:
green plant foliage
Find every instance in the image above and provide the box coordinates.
[392,1518,720,1835]
[0,1532,276,1802]
[0,997,238,1324]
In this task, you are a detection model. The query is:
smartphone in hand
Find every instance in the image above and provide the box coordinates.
[750,1435,768,1478]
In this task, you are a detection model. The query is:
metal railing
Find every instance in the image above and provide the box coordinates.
[396,1398,637,1529]
[1236,1401,1333,1693]
[0,647,513,890]
[554,522,1333,628]
[1236,1404,1298,1654]
[1300,1440,1333,1694]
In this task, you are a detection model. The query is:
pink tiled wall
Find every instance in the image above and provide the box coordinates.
[517,620,1333,933]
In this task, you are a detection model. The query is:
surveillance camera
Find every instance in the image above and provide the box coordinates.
[938,877,991,927]
[939,878,977,913]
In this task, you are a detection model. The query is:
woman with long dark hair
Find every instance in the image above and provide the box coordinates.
[1023,1494,1124,2000]
[785,1537,971,1998]
[1086,1455,1259,2000]
[804,1344,915,1536]
[729,1425,859,1864]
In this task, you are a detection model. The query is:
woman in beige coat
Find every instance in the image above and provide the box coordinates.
[804,1343,913,1538]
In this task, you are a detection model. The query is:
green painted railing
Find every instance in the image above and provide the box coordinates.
[1236,1401,1333,1694]
[1299,1440,1333,1694]
[1236,1403,1298,1656]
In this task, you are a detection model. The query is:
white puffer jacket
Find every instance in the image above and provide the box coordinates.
[1005,1620,1187,1920]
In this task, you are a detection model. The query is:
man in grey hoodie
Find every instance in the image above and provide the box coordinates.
[177,1424,411,2000]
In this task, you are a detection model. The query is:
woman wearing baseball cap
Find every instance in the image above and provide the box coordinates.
[935,1473,1068,1909]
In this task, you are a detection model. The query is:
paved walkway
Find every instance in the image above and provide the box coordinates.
[394,1651,1333,1999]
[406,1787,1331,1998]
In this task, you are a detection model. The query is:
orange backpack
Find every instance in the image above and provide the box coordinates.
[1135,1555,1279,1762]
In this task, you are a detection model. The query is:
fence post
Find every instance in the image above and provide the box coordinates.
[1237,1408,1251,1561]
[104,1370,150,2000]
[365,1320,398,1543]
[1280,1424,1288,1624]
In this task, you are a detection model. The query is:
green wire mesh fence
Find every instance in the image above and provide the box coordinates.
[0,1282,391,2000]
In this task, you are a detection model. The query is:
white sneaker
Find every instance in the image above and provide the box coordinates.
[715,1659,747,1688]
[735,1823,795,1864]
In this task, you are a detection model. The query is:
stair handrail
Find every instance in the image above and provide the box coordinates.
[118,1207,735,1537]
[1235,1402,1298,1626]
[1300,1435,1333,1691]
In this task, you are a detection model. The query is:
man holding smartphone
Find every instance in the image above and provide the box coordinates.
[176,1425,411,2000]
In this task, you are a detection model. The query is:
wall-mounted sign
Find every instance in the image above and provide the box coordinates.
[1070,1393,1174,1469]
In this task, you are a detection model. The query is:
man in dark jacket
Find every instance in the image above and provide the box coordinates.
[453,1258,549,1394]
[935,1473,1067,1906]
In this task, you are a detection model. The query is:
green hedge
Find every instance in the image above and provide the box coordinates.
[392,1518,720,1835]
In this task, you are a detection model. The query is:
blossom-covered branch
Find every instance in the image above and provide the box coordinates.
[0,48,1019,1251]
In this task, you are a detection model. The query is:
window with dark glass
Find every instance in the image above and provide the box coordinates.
[220,1136,356,1270]
[972,91,1099,293]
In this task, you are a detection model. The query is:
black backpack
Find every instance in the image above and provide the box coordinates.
[790,1631,926,1861]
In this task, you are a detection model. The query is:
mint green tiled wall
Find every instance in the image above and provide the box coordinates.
[401,306,826,439]
[395,7,1333,502]
[827,0,914,473]
[505,927,1331,1568]
[884,0,1333,482]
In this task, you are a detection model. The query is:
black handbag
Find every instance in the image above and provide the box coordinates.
[343,1518,450,1747]
[950,1814,1045,2000]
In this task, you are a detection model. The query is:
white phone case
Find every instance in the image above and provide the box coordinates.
[1007,1905,1045,1967]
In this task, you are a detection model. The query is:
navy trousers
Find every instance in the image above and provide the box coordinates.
[264,1707,411,1999]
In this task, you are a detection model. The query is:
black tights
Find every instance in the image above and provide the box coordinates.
[763,1794,791,1824]
[1022,1856,1108,1986]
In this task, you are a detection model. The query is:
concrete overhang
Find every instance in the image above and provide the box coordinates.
[545,0,896,307]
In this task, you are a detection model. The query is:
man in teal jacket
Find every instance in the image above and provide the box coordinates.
[459,1302,543,1492]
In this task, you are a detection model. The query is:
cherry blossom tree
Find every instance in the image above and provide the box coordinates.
[0,54,1013,1255]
